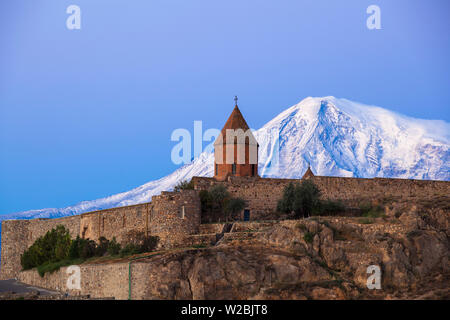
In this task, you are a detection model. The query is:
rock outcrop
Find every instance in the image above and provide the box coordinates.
[125,201,449,300]
[11,199,450,300]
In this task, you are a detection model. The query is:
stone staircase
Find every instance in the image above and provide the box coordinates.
[186,220,278,247]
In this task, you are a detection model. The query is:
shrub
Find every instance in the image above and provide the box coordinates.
[313,200,345,216]
[79,239,97,260]
[65,236,97,260]
[54,231,71,262]
[224,197,246,221]
[117,234,159,257]
[359,202,372,214]
[174,179,194,192]
[296,223,307,231]
[200,185,247,222]
[293,180,321,217]
[199,190,213,213]
[359,202,385,218]
[107,237,121,256]
[140,235,159,253]
[277,180,321,218]
[209,185,230,210]
[119,243,142,257]
[21,226,158,276]
[68,236,82,259]
[303,232,314,243]
[95,237,110,257]
[359,218,373,224]
[21,225,72,270]
[37,259,82,277]
[277,182,295,213]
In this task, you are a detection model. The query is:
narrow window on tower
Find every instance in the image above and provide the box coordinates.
[252,164,255,176]
[215,164,218,176]
[232,163,236,175]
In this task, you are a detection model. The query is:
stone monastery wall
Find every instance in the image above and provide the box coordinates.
[192,175,450,220]
[0,190,200,279]
[1,175,449,280]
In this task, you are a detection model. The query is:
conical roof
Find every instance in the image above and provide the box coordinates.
[214,103,257,146]
[220,105,250,135]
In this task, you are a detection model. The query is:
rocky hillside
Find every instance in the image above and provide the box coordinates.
[12,194,449,300]
[132,199,448,300]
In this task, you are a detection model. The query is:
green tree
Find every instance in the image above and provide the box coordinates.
[209,184,230,212]
[277,182,295,213]
[54,230,71,261]
[20,225,72,270]
[95,236,110,257]
[79,239,97,259]
[277,180,321,218]
[68,236,81,259]
[140,235,159,253]
[293,180,321,218]
[107,237,121,256]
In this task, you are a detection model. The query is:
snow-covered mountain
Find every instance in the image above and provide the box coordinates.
[1,96,449,251]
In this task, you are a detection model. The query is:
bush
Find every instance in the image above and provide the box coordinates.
[224,197,246,221]
[293,180,321,217]
[277,183,295,213]
[140,235,159,253]
[278,181,349,218]
[68,236,82,259]
[21,226,159,276]
[359,202,384,218]
[313,200,345,216]
[107,237,121,256]
[277,180,321,218]
[119,243,142,257]
[303,232,314,243]
[37,259,82,277]
[209,185,230,210]
[200,185,245,222]
[359,218,373,224]
[21,225,72,270]
[95,237,110,257]
[79,239,97,260]
[174,179,194,192]
[199,190,212,212]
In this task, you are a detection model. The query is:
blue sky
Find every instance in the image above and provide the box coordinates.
[1,0,449,215]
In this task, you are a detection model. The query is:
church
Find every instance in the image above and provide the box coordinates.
[211,96,313,182]
[213,96,260,180]
[2,97,448,281]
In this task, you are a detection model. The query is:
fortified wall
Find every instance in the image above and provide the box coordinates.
[0,190,200,280]
[1,175,449,280]
[192,175,450,221]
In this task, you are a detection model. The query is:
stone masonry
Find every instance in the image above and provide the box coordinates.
[1,174,449,286]
[0,190,201,280]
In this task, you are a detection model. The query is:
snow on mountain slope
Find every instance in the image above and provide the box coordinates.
[0,96,449,250]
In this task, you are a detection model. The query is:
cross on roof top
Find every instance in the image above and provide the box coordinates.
[234,95,238,106]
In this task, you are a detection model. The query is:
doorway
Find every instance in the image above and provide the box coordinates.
[243,209,250,221]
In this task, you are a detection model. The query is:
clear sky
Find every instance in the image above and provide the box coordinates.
[1,0,449,215]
